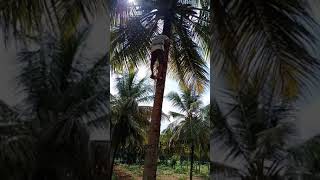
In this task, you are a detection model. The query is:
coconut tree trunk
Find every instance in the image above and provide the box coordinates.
[190,144,195,180]
[198,148,201,173]
[105,127,121,180]
[142,12,173,180]
[108,142,119,179]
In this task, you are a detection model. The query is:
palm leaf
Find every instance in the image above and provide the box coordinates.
[211,0,320,98]
[210,161,243,178]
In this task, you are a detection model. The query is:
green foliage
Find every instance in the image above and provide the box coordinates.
[164,85,210,159]
[111,0,210,92]
[112,174,118,180]
[157,85,211,178]
[111,71,153,146]
[116,162,209,178]
[111,71,154,163]
[111,71,170,167]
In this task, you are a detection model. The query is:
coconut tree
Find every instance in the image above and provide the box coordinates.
[109,71,153,177]
[111,0,320,178]
[14,27,110,180]
[111,1,209,178]
[117,133,146,164]
[210,81,320,179]
[164,85,210,180]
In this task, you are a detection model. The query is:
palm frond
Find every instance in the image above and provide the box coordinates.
[165,85,209,155]
[0,0,106,44]
[287,135,320,167]
[211,99,246,162]
[17,46,50,108]
[0,100,35,179]
[56,0,106,28]
[166,92,187,112]
[111,17,159,72]
[169,111,185,120]
[17,27,91,110]
[210,161,243,178]
[111,71,154,152]
[0,100,20,122]
[0,134,36,179]
[111,0,210,92]
[169,17,209,92]
[0,0,43,43]
[212,0,320,98]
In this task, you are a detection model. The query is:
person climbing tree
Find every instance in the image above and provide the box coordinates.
[150,34,169,80]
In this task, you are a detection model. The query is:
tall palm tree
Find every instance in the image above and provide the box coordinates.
[164,86,210,180]
[111,0,319,178]
[15,27,109,180]
[111,1,209,178]
[210,81,320,179]
[110,71,153,178]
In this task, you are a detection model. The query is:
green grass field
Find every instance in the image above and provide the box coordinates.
[113,162,209,180]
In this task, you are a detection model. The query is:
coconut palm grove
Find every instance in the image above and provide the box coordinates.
[1,0,320,180]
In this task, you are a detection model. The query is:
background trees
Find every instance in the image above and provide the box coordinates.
[110,71,153,175]
[164,85,210,179]
[111,1,209,177]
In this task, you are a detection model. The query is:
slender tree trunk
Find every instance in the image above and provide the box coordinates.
[142,11,173,180]
[108,142,119,179]
[198,149,201,173]
[190,144,194,180]
[106,128,120,180]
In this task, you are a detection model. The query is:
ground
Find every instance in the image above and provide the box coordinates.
[113,164,209,180]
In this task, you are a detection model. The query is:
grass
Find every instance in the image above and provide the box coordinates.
[114,161,209,180]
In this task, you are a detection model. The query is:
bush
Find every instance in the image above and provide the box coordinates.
[115,161,209,179]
